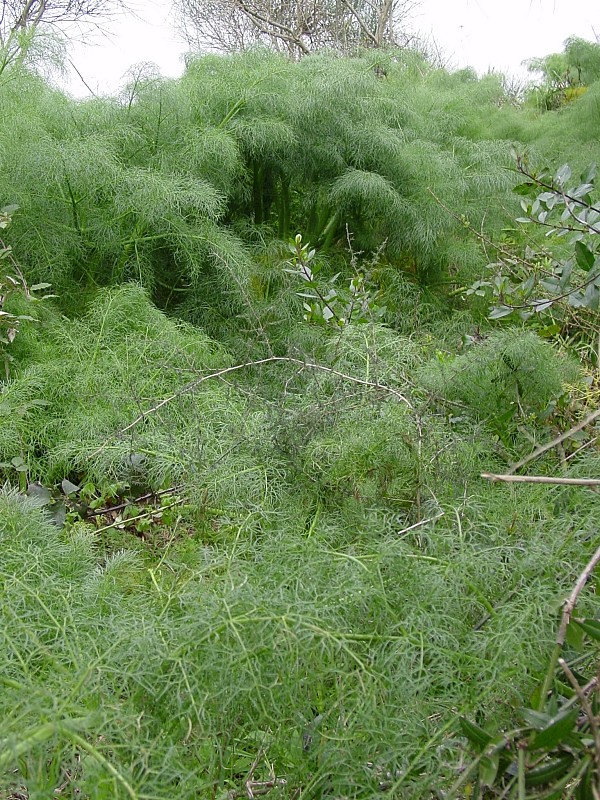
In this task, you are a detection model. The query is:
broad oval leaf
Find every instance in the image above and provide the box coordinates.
[61,478,80,496]
[526,755,575,787]
[574,618,600,642]
[575,241,595,272]
[479,752,500,788]
[489,305,514,319]
[26,482,52,505]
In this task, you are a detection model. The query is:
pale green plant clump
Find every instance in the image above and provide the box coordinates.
[0,47,526,332]
[419,330,581,430]
[0,284,291,512]
[0,277,592,797]
[2,450,599,798]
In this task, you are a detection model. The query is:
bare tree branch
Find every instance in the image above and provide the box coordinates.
[0,0,130,80]
[176,0,418,57]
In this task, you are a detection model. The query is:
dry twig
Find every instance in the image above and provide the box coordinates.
[482,473,600,486]
[90,355,417,458]
[508,408,600,474]
[559,658,600,785]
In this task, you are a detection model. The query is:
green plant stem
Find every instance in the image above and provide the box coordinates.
[320,211,339,251]
[63,730,138,800]
[517,746,526,800]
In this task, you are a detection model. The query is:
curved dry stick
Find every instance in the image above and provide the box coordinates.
[89,355,417,458]
[559,658,600,784]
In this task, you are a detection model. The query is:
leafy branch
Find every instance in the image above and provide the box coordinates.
[285,233,385,328]
[465,158,600,325]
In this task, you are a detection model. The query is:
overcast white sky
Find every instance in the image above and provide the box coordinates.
[63,0,599,97]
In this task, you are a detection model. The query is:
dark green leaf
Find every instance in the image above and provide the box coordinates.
[459,717,491,751]
[49,501,66,529]
[540,278,560,292]
[522,274,535,295]
[559,259,574,289]
[61,479,80,496]
[574,618,600,642]
[26,482,52,505]
[565,620,585,651]
[583,282,599,310]
[526,755,574,787]
[513,182,535,196]
[479,752,499,788]
[520,708,552,731]
[575,241,595,272]
[530,708,579,750]
[489,305,514,319]
[576,763,594,800]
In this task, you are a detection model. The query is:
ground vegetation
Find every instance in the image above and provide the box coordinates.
[1,31,600,800]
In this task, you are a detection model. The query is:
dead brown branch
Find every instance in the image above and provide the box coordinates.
[559,658,600,785]
[556,542,600,648]
[507,408,600,474]
[481,473,600,486]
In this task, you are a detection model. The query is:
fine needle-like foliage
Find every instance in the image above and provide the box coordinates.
[2,35,600,800]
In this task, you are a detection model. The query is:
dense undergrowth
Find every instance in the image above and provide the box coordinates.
[2,39,600,799]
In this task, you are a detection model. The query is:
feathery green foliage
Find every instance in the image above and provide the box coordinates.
[2,34,600,800]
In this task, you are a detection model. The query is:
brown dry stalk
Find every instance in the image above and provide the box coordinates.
[481,473,600,486]
[559,658,600,784]
[508,408,600,474]
[556,542,600,647]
